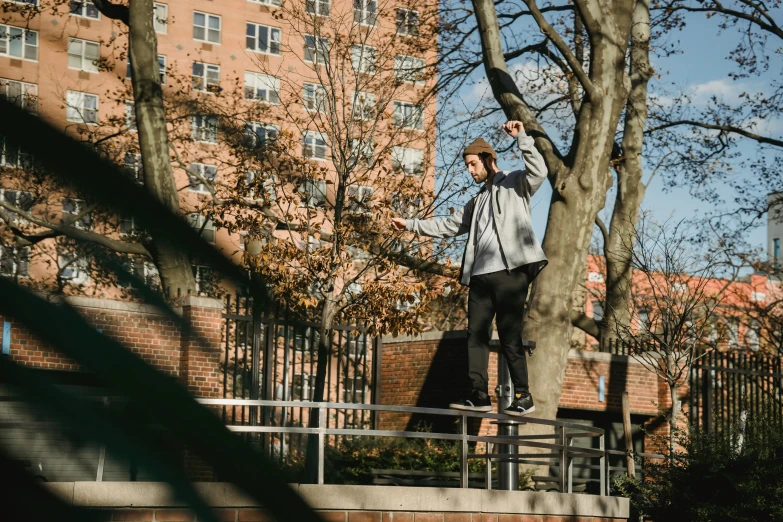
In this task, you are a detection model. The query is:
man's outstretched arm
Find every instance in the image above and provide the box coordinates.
[390,199,473,238]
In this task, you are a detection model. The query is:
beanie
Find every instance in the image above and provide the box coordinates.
[462,137,497,160]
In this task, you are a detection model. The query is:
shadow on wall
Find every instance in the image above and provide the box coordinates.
[404,337,478,435]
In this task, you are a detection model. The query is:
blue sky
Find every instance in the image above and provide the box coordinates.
[447,12,780,255]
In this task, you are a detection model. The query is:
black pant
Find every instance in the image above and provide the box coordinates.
[467,266,530,395]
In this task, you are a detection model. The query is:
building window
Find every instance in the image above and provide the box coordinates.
[346,185,372,213]
[0,78,38,113]
[153,3,168,33]
[245,171,277,202]
[305,0,330,17]
[345,331,366,359]
[249,0,282,6]
[123,152,143,184]
[302,131,327,160]
[391,147,423,176]
[303,83,327,112]
[66,91,99,124]
[396,290,420,312]
[0,136,33,169]
[119,214,142,236]
[0,24,38,61]
[244,122,278,149]
[393,101,423,130]
[188,213,216,243]
[59,252,90,285]
[391,193,422,219]
[157,55,166,84]
[727,319,740,350]
[293,373,315,401]
[591,300,604,323]
[396,8,419,36]
[0,245,30,278]
[587,271,605,283]
[191,263,216,294]
[394,55,425,84]
[299,179,327,207]
[187,163,217,193]
[343,375,367,402]
[127,55,166,84]
[124,101,136,131]
[67,38,100,73]
[62,197,92,230]
[348,139,373,167]
[637,308,650,333]
[351,44,376,74]
[119,258,160,291]
[304,34,330,65]
[190,115,218,143]
[351,91,375,120]
[192,62,220,93]
[746,321,760,352]
[69,0,99,19]
[246,22,281,55]
[5,0,38,5]
[193,11,221,44]
[774,238,780,261]
[353,0,377,26]
[244,72,279,103]
[0,189,34,226]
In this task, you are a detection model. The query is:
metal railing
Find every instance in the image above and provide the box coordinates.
[198,398,608,495]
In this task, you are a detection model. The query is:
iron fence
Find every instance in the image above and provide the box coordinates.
[221,295,376,456]
[689,349,783,443]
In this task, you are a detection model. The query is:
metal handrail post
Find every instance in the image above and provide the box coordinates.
[558,425,567,493]
[567,433,574,493]
[485,450,492,490]
[599,433,606,496]
[317,407,326,485]
[460,414,468,488]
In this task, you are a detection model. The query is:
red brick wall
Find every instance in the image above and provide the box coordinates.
[2,300,182,375]
[379,334,687,444]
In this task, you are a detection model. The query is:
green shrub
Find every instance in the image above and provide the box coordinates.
[615,421,783,522]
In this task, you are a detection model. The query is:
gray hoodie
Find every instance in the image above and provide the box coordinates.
[405,133,548,286]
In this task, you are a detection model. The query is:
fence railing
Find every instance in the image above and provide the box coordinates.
[221,295,376,448]
[197,398,609,495]
[689,349,783,442]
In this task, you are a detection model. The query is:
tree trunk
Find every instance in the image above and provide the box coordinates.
[304,282,338,483]
[127,0,196,295]
[601,0,652,350]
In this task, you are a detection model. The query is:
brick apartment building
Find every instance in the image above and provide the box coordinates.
[0,0,437,297]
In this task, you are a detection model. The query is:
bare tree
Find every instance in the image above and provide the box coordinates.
[611,215,736,454]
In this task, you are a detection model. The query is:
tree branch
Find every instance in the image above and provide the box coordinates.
[570,309,601,339]
[649,120,783,148]
[0,200,151,257]
[522,0,596,100]
[595,215,609,258]
[92,0,130,25]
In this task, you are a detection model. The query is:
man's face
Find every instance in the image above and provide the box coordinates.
[465,154,488,184]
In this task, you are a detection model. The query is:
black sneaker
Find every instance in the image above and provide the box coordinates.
[504,393,535,416]
[449,390,492,412]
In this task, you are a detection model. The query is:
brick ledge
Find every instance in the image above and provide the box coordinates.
[45,483,629,518]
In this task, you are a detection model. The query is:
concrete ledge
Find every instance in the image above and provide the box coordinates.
[61,296,182,317]
[46,483,629,518]
[182,296,225,309]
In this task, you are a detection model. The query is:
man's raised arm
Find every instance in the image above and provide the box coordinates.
[503,121,548,197]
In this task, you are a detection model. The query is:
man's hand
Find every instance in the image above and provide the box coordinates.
[391,217,407,231]
[503,120,525,138]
